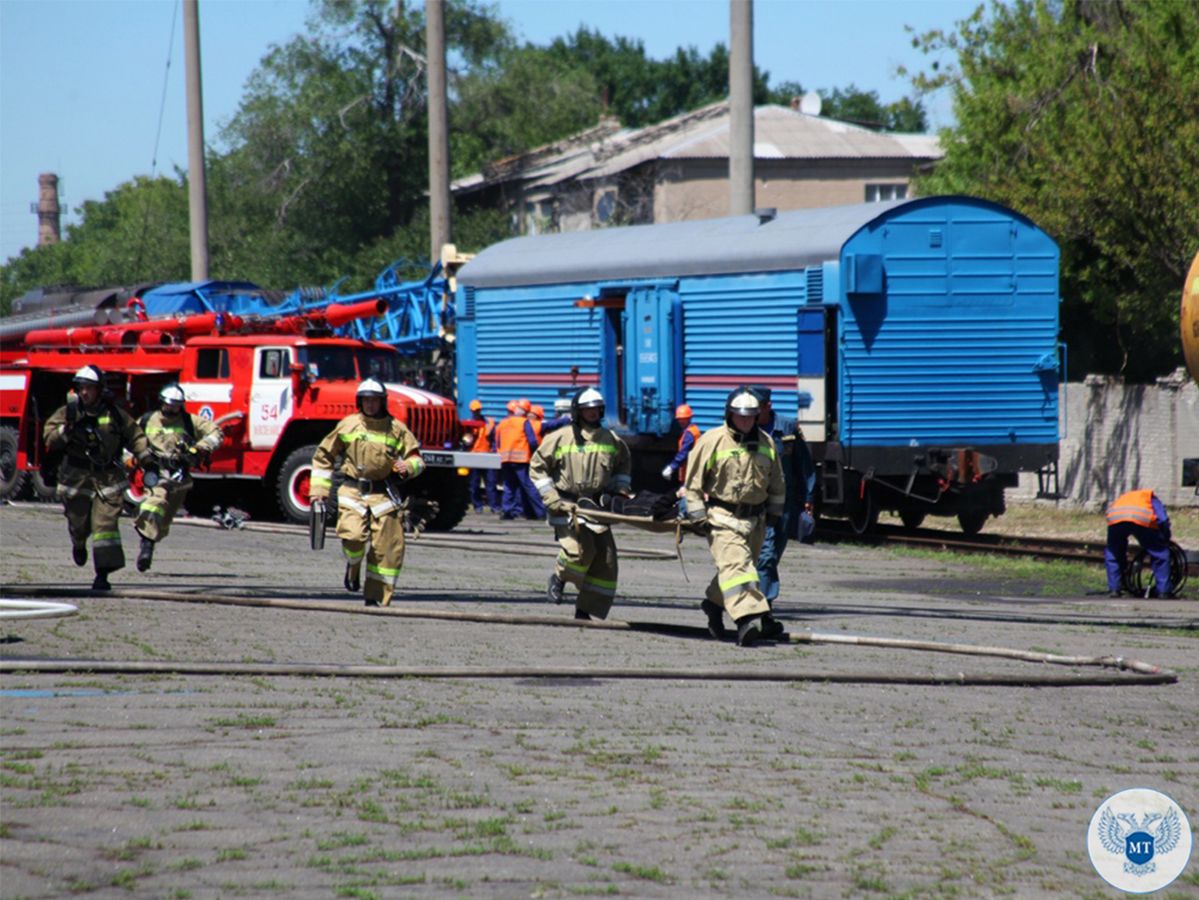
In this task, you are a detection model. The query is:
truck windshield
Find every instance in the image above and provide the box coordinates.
[299,346,403,383]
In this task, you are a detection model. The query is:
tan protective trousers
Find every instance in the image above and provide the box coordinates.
[134,483,189,543]
[337,486,405,606]
[552,523,618,619]
[58,469,126,574]
[704,514,770,622]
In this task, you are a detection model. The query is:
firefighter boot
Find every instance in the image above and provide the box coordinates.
[735,614,764,647]
[344,564,361,593]
[701,599,727,640]
[72,544,88,567]
[137,537,155,572]
[547,573,565,604]
[760,613,786,641]
[91,570,112,592]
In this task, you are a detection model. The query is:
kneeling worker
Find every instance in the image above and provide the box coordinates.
[309,378,425,606]
[530,387,632,620]
[133,383,224,571]
[683,387,787,646]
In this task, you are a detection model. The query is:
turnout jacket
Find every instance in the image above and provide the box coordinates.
[45,399,152,478]
[683,424,786,525]
[142,411,223,486]
[530,423,632,511]
[309,412,424,502]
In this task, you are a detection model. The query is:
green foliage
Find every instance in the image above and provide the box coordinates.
[908,0,1199,380]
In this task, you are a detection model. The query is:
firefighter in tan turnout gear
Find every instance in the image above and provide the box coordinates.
[683,387,788,646]
[43,365,156,591]
[309,378,425,606]
[133,383,224,572]
[530,387,632,620]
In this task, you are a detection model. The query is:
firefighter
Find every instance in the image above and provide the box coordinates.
[749,386,816,606]
[495,398,545,520]
[683,387,787,646]
[531,387,632,620]
[132,383,224,571]
[1105,489,1173,597]
[43,365,157,590]
[464,399,498,514]
[308,378,425,606]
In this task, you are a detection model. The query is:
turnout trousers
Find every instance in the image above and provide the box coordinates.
[552,522,618,619]
[57,467,126,574]
[336,485,406,606]
[134,482,190,543]
[705,512,770,622]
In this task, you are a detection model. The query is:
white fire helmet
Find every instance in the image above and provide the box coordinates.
[572,387,605,422]
[725,388,761,418]
[356,378,388,414]
[72,365,102,386]
[159,383,186,406]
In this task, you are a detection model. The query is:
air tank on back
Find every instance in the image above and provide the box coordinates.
[1182,250,1199,386]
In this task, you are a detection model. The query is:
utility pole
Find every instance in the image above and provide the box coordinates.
[426,0,451,263]
[183,0,210,280]
[728,0,755,216]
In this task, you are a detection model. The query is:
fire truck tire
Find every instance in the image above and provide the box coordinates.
[415,468,471,532]
[29,468,57,501]
[277,445,318,525]
[0,426,28,501]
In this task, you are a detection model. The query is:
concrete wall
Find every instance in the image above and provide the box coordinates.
[1013,368,1199,509]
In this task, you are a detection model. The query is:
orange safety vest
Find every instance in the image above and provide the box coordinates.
[1105,489,1159,528]
[469,417,494,453]
[495,415,531,463]
[677,423,701,482]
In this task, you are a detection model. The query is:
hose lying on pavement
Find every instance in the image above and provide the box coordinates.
[0,586,1177,687]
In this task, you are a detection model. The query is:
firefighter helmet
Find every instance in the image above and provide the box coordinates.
[725,387,760,433]
[675,403,693,419]
[159,383,186,406]
[72,365,102,386]
[571,387,605,423]
[356,378,388,415]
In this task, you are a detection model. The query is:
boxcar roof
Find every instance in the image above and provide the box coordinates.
[458,198,913,289]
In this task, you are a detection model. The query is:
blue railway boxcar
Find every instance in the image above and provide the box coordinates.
[455,196,1061,534]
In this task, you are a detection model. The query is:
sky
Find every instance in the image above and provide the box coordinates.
[0,0,976,264]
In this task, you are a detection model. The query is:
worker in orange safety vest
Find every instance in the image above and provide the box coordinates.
[495,398,545,519]
[464,399,498,514]
[1104,489,1172,597]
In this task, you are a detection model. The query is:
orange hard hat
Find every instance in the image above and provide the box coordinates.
[506,399,518,414]
[531,404,545,418]
[518,398,532,413]
[675,404,693,419]
[469,399,482,412]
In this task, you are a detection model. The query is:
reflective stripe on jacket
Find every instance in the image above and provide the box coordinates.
[1105,489,1159,528]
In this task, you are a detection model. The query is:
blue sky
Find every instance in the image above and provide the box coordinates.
[0,0,975,264]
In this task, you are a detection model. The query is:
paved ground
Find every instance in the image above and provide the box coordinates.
[1,502,1196,898]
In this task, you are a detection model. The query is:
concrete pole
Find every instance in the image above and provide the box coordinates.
[728,0,755,216]
[426,0,452,263]
[183,0,210,280]
[36,173,61,246]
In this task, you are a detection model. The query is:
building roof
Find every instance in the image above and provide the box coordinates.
[452,101,942,197]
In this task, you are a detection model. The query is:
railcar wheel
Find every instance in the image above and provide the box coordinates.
[0,426,27,501]
[898,509,926,530]
[957,508,988,535]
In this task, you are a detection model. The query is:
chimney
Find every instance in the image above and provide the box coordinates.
[37,173,61,246]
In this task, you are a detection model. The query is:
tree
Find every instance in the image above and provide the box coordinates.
[907,0,1199,380]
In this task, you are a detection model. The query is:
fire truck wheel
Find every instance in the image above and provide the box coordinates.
[414,467,471,532]
[0,425,28,501]
[277,445,318,525]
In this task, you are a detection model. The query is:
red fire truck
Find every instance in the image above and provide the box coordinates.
[0,299,496,528]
